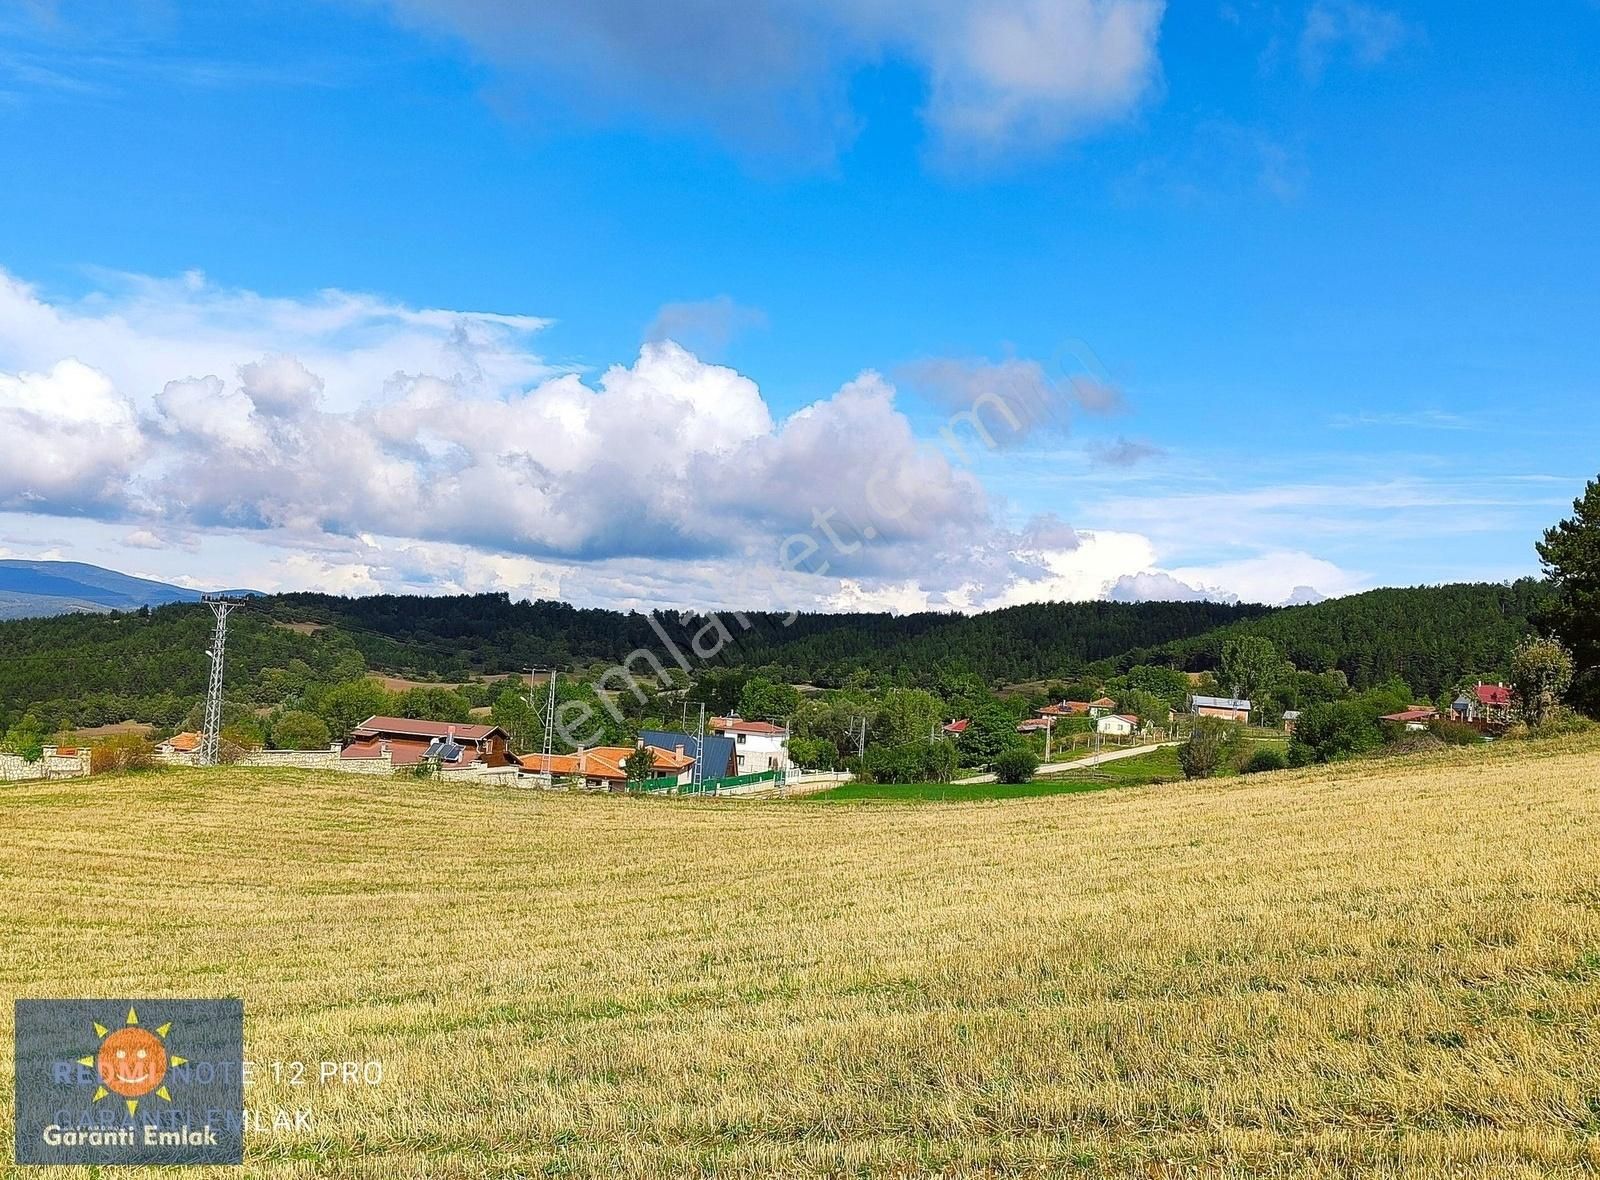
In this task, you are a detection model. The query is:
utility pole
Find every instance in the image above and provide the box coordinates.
[525,669,537,750]
[855,716,867,759]
[779,716,790,798]
[199,597,237,767]
[1044,716,1053,761]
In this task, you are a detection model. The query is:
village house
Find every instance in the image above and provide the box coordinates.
[1037,701,1090,719]
[1451,682,1512,727]
[1037,696,1116,718]
[1016,718,1054,734]
[1189,695,1252,723]
[709,716,791,774]
[341,716,513,769]
[1282,710,1301,735]
[1095,713,1140,738]
[1382,707,1441,732]
[941,718,969,737]
[517,744,695,790]
[156,731,201,758]
[638,730,737,778]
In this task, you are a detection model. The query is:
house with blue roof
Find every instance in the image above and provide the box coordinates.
[636,730,738,779]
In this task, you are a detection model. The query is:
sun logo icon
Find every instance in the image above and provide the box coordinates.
[78,1007,186,1116]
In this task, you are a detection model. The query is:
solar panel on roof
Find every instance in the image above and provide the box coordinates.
[423,737,465,762]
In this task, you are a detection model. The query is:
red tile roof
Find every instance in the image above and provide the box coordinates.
[1473,684,1510,706]
[942,719,969,734]
[1382,708,1440,723]
[1038,701,1090,717]
[165,731,201,752]
[340,734,485,767]
[351,715,507,742]
[518,745,693,780]
[517,751,583,775]
[709,717,786,736]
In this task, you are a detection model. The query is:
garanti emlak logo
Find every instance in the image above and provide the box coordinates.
[14,999,244,1165]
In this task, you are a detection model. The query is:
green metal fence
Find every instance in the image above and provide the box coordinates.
[636,769,786,796]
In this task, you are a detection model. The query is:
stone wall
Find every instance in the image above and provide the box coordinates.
[0,745,92,782]
[236,746,397,775]
[150,742,540,780]
[156,743,395,775]
[444,763,522,785]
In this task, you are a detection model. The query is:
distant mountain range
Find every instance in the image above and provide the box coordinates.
[0,560,260,620]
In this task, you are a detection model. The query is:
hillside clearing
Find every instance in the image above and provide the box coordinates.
[4,739,1600,1177]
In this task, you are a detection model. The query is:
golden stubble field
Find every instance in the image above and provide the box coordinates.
[3,738,1600,1179]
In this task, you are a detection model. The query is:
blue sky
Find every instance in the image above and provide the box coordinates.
[0,1,1595,610]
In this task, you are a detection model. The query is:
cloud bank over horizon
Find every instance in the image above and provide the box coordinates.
[0,264,1358,612]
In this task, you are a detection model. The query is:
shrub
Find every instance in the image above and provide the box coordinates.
[1509,635,1575,727]
[217,723,263,765]
[2,713,46,762]
[856,740,959,784]
[1241,747,1287,775]
[993,747,1039,784]
[1506,709,1595,741]
[623,746,658,787]
[1288,700,1382,765]
[271,710,331,751]
[90,734,158,774]
[788,736,838,771]
[1427,718,1482,746]
[1180,717,1241,780]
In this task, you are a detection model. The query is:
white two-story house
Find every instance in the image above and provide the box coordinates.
[709,716,791,774]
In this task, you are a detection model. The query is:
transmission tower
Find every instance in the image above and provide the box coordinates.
[692,702,706,795]
[199,598,237,766]
[541,670,557,783]
[527,669,558,787]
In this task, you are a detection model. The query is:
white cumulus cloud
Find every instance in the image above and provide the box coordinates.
[0,359,144,513]
[0,264,1369,612]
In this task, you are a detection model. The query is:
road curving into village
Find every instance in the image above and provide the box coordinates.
[952,740,1183,786]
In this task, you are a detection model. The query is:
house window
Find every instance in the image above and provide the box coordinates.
[736,734,746,743]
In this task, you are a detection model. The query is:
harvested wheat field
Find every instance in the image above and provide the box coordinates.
[4,738,1600,1178]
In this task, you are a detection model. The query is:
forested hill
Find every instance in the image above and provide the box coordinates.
[260,592,1266,683]
[0,580,1549,728]
[1131,579,1553,696]
[260,582,1548,695]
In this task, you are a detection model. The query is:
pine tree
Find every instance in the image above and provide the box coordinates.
[1536,475,1600,714]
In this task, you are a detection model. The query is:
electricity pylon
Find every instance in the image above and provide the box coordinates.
[528,668,558,787]
[198,598,237,766]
